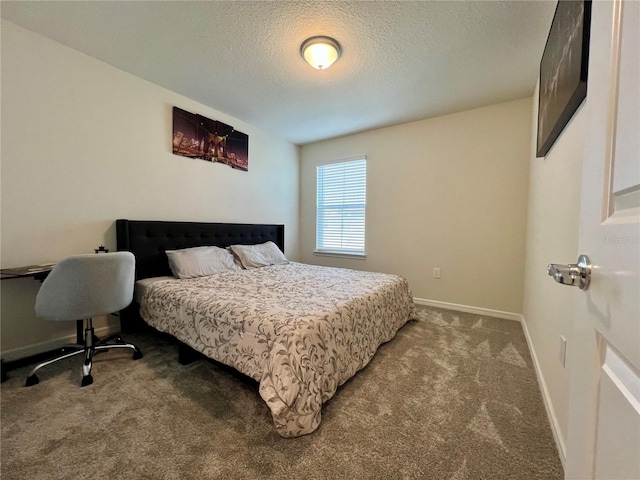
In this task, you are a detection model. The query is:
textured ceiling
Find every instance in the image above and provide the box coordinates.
[1,1,556,145]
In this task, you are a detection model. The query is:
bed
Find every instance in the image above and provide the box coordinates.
[116,219,416,437]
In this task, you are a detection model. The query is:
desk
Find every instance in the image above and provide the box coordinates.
[1,263,84,345]
[1,263,55,281]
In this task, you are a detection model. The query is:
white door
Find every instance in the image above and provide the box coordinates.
[563,1,640,479]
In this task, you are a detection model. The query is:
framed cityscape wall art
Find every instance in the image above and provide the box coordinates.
[537,0,592,158]
[172,107,249,171]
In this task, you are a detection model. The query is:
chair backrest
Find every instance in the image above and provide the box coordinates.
[35,252,135,321]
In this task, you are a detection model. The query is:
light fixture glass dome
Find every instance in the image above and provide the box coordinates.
[300,36,342,70]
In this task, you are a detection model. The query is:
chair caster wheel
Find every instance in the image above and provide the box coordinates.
[81,374,93,387]
[25,375,39,387]
[133,350,143,360]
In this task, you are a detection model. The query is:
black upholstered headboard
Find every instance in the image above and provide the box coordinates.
[116,219,285,280]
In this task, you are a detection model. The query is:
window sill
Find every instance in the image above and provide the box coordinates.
[313,251,366,260]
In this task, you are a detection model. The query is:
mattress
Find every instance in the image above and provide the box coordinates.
[139,262,416,437]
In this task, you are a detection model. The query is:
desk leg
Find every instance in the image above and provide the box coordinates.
[76,320,84,344]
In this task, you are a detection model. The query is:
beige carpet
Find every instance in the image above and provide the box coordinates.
[1,306,562,479]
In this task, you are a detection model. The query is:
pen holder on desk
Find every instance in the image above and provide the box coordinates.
[94,245,109,254]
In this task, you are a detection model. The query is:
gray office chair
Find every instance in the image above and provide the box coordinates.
[26,252,143,387]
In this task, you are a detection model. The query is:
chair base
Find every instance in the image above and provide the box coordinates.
[25,320,143,387]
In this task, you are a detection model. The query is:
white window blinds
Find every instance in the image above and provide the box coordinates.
[316,158,366,256]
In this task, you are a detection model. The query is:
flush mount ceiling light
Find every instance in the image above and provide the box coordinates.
[300,36,342,70]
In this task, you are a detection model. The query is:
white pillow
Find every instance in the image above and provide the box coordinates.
[166,246,239,279]
[229,242,288,269]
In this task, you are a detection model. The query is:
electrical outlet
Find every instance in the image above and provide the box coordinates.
[433,267,441,279]
[559,336,567,367]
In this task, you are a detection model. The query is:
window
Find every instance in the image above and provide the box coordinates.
[316,157,366,257]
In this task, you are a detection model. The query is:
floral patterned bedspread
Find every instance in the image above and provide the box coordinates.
[140,262,416,437]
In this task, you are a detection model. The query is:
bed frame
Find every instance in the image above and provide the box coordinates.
[115,219,285,333]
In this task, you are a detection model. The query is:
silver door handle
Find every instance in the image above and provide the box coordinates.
[547,255,591,290]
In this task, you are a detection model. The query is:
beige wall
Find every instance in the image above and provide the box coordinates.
[521,83,586,462]
[300,98,532,314]
[0,21,300,358]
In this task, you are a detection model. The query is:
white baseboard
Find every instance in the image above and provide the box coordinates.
[0,324,120,362]
[519,314,567,468]
[415,297,567,467]
[413,297,521,322]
